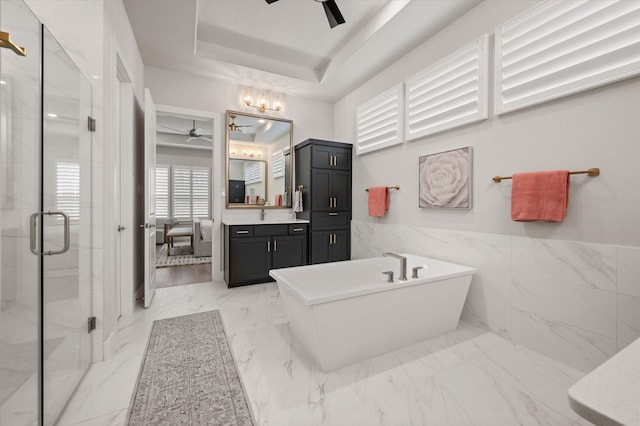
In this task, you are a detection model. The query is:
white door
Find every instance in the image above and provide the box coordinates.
[143,88,157,307]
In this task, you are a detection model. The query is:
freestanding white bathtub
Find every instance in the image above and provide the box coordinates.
[269,254,476,372]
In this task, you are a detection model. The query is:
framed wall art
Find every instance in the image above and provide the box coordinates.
[419,146,472,209]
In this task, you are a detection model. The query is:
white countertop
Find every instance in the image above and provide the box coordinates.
[221,218,309,226]
[568,336,640,426]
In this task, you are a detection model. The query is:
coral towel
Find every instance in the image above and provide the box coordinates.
[368,186,390,217]
[511,170,570,222]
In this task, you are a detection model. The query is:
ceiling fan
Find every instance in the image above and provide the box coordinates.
[160,120,213,142]
[265,0,345,29]
[228,114,252,133]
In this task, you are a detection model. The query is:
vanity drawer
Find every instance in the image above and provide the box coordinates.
[254,224,288,237]
[288,224,308,234]
[311,212,351,230]
[229,226,254,238]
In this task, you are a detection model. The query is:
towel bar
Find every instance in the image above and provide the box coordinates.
[365,185,400,192]
[492,168,600,183]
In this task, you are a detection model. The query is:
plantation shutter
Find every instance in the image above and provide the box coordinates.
[405,35,489,140]
[495,0,640,114]
[155,165,170,218]
[244,162,263,184]
[172,166,192,219]
[56,161,80,221]
[272,149,284,178]
[356,83,403,155]
[192,167,210,218]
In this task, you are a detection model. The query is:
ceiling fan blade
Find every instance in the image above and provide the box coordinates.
[185,137,195,143]
[265,0,278,3]
[322,0,345,28]
[198,136,214,142]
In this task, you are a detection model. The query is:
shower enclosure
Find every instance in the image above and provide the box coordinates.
[1,0,93,424]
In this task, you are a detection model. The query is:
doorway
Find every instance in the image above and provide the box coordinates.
[153,109,215,288]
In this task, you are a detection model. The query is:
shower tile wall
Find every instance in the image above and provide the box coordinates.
[352,219,640,373]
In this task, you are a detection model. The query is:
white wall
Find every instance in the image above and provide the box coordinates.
[145,66,335,148]
[157,144,213,168]
[337,0,640,371]
[102,0,146,359]
[336,0,640,247]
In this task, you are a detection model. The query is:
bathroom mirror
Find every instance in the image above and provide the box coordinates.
[225,110,292,208]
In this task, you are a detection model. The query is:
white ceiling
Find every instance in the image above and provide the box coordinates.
[123,0,481,102]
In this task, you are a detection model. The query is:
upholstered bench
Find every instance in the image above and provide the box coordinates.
[165,226,193,256]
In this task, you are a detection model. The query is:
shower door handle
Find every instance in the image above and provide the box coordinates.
[29,213,39,255]
[30,211,71,256]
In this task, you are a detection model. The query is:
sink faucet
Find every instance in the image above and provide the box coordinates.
[260,208,266,221]
[383,252,407,281]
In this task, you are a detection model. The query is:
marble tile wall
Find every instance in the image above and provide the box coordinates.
[351,220,640,373]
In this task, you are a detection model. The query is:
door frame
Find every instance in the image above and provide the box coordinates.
[116,55,134,317]
[154,104,222,282]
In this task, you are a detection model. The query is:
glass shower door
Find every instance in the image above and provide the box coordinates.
[41,26,92,425]
[0,1,93,423]
[0,0,42,424]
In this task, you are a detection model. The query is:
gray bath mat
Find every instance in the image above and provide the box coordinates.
[128,311,254,425]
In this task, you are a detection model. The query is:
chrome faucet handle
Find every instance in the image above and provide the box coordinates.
[382,271,394,283]
[411,266,424,279]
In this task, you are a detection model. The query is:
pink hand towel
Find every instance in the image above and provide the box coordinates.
[368,187,390,217]
[511,170,569,222]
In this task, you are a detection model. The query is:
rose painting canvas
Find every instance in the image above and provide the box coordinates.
[419,147,472,209]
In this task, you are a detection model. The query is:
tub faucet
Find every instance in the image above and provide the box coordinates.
[260,209,266,221]
[383,252,407,281]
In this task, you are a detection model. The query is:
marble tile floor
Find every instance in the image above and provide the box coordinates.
[56,281,596,426]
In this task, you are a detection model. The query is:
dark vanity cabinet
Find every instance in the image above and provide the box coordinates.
[295,139,352,264]
[224,223,308,287]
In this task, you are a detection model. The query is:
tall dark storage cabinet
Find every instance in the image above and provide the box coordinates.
[295,139,352,264]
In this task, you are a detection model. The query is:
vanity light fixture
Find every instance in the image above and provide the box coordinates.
[243,92,282,113]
